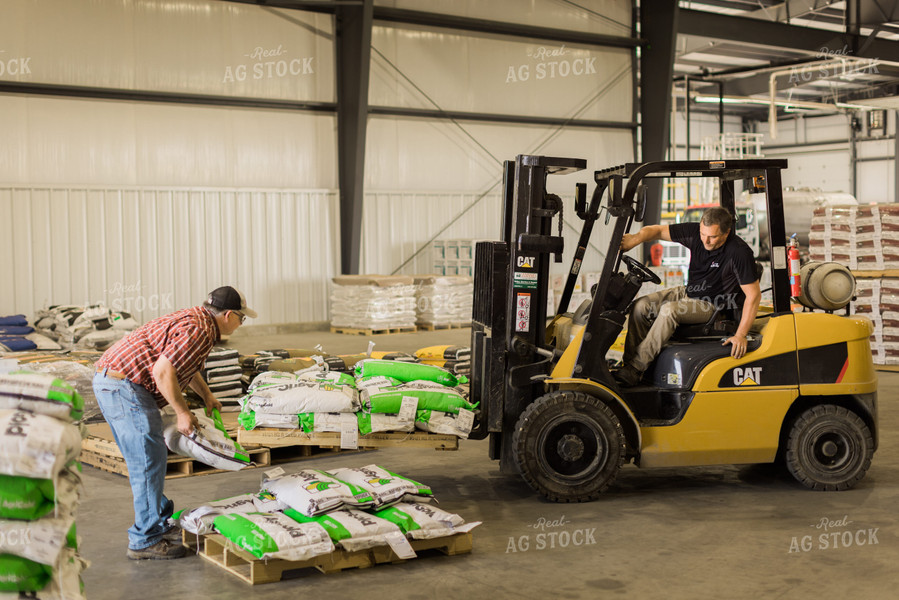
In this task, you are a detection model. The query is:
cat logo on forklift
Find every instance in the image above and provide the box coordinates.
[733,366,762,386]
[517,256,536,269]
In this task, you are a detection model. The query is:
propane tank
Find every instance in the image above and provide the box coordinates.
[788,234,801,298]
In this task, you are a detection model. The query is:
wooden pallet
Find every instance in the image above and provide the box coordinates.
[182,530,472,585]
[237,428,459,451]
[80,422,271,479]
[329,326,417,336]
[875,364,899,372]
[416,322,471,331]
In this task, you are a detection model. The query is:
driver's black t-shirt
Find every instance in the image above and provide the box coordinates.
[669,222,757,309]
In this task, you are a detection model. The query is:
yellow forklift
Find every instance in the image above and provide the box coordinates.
[469,155,877,502]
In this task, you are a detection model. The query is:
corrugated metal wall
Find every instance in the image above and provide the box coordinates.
[0,187,339,324]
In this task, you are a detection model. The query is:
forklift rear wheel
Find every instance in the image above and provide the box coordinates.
[785,404,874,491]
[513,391,625,502]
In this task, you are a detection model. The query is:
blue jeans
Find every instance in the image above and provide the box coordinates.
[93,372,175,550]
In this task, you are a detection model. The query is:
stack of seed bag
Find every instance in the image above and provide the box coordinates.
[202,347,242,410]
[413,275,473,328]
[172,464,479,562]
[238,357,476,439]
[33,304,137,351]
[0,372,88,599]
[237,349,368,392]
[330,275,417,331]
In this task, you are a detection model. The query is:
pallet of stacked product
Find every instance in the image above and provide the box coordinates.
[330,275,417,334]
[413,275,473,329]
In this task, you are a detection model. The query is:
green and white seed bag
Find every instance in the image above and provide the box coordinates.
[0,515,75,566]
[0,466,81,521]
[415,409,475,438]
[161,408,250,471]
[327,465,434,508]
[262,469,374,517]
[354,359,467,387]
[0,410,82,480]
[172,493,287,535]
[212,512,333,561]
[297,412,357,434]
[244,381,359,414]
[373,502,481,540]
[356,412,414,435]
[0,372,84,422]
[0,548,86,599]
[284,507,405,552]
[237,409,299,431]
[355,375,402,390]
[360,386,474,415]
[296,371,356,387]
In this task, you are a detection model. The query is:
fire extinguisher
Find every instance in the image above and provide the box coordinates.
[788,234,801,298]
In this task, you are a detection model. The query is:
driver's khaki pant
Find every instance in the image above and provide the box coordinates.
[623,286,717,372]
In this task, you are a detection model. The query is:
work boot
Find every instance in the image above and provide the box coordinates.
[614,364,643,387]
[126,539,188,560]
[162,527,182,544]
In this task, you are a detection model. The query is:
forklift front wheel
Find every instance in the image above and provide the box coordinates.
[513,391,625,502]
[785,404,874,491]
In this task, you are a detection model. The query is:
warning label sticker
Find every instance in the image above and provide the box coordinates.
[514,272,539,289]
[516,293,531,332]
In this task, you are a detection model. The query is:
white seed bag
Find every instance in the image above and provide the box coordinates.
[262,469,374,517]
[173,493,287,535]
[285,508,407,552]
[0,515,75,566]
[0,372,83,421]
[244,381,359,414]
[0,410,82,480]
[212,512,334,561]
[373,502,481,540]
[161,408,250,472]
[328,465,434,508]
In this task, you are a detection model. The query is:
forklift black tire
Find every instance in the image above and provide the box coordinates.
[785,404,874,491]
[513,391,625,502]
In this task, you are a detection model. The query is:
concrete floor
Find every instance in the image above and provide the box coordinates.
[78,327,898,600]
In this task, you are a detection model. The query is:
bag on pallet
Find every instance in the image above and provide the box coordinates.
[415,409,475,438]
[355,375,402,390]
[327,465,434,508]
[247,371,300,392]
[414,345,471,361]
[373,502,481,540]
[212,512,334,561]
[0,410,82,480]
[238,409,299,431]
[354,359,466,386]
[172,493,287,535]
[356,412,414,435]
[360,386,474,415]
[0,466,81,521]
[297,412,357,434]
[296,370,357,387]
[0,372,84,421]
[284,507,408,552]
[262,469,374,516]
[161,408,250,472]
[244,381,359,415]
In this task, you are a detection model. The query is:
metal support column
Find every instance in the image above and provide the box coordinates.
[849,115,858,199]
[639,0,678,233]
[335,0,373,275]
[895,111,899,203]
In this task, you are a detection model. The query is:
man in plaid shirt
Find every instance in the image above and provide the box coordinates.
[93,286,256,559]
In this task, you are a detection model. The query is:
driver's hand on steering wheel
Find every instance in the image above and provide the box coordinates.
[620,234,639,252]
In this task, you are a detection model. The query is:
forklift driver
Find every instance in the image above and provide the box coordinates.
[615,206,761,387]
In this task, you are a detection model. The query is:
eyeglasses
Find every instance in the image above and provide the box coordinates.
[231,311,247,324]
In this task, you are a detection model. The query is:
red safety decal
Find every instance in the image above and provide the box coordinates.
[835,358,849,383]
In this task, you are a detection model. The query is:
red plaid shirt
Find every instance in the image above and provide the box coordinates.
[96,306,220,407]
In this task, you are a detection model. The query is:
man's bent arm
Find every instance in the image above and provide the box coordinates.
[621,224,672,252]
[724,280,762,359]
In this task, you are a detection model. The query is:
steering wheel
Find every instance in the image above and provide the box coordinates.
[621,254,662,284]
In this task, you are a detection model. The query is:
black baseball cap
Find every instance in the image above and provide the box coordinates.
[207,286,257,318]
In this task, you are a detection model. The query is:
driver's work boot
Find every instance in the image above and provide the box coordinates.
[614,364,643,387]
